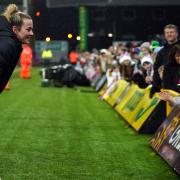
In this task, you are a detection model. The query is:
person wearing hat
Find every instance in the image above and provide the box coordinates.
[141,56,154,85]
[106,60,121,87]
[98,49,113,74]
[150,40,163,63]
[119,54,134,81]
[140,42,151,58]
[150,40,160,52]
[132,56,153,88]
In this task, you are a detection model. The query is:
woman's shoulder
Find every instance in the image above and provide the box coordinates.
[0,39,22,65]
[0,37,16,49]
[0,37,20,55]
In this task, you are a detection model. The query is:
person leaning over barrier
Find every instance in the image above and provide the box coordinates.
[150,24,180,98]
[0,4,33,93]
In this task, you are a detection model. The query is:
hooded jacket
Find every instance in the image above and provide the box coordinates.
[0,15,22,93]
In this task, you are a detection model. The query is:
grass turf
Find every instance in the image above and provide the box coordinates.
[0,67,179,179]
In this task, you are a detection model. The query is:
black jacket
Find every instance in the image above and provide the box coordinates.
[0,16,22,93]
[150,40,180,97]
[163,62,180,93]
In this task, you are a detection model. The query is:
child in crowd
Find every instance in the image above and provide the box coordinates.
[131,56,154,88]
[119,54,134,81]
[106,60,121,87]
[140,42,151,58]
[141,56,154,85]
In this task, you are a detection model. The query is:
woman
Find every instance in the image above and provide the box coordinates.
[162,44,180,93]
[0,4,33,93]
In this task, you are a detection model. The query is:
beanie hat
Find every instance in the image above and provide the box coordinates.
[134,47,141,54]
[140,42,151,50]
[141,56,153,66]
[119,55,132,64]
[100,49,108,54]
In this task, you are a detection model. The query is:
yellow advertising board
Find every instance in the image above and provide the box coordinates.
[98,83,107,96]
[114,84,145,124]
[114,85,161,130]
[150,107,180,174]
[101,80,120,101]
[103,83,179,132]
[131,89,160,131]
[106,80,129,107]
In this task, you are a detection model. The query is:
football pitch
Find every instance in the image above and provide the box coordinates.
[0,67,178,179]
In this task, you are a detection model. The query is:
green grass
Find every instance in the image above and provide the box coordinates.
[0,67,179,180]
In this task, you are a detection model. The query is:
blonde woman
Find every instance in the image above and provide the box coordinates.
[0,4,33,93]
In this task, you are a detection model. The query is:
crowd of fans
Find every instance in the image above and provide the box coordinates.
[70,24,180,97]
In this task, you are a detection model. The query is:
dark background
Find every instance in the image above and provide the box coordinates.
[32,1,180,50]
[1,0,180,50]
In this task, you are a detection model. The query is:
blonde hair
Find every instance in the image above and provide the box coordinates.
[2,4,32,28]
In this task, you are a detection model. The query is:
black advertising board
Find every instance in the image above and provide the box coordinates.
[151,107,180,174]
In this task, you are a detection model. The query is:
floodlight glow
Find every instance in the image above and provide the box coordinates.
[68,34,73,39]
[35,11,41,17]
[46,37,51,42]
[88,33,94,37]
[76,36,81,40]
[108,33,113,37]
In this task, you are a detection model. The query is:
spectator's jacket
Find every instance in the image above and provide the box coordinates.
[152,40,180,91]
[0,16,22,93]
[163,61,180,93]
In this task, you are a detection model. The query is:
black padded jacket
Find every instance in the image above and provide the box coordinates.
[0,16,22,93]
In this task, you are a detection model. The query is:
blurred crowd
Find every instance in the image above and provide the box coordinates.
[69,24,180,97]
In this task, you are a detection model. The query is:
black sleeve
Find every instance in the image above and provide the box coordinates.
[0,41,15,64]
[0,42,16,93]
[0,54,9,93]
[162,65,177,91]
[149,52,162,98]
[152,51,162,89]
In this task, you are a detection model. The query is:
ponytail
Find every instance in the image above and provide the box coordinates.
[2,4,32,28]
[2,4,19,22]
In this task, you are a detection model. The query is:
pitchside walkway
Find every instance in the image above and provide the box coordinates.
[0,68,179,179]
